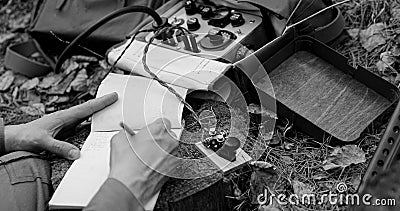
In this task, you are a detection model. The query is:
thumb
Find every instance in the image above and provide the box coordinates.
[43,137,81,160]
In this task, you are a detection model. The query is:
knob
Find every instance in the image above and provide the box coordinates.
[200,6,213,20]
[230,12,245,27]
[208,8,230,28]
[184,0,197,15]
[216,137,240,161]
[187,17,201,31]
[208,28,223,45]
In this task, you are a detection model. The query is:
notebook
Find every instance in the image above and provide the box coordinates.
[49,73,187,210]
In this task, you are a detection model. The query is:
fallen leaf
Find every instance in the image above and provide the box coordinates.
[39,73,63,89]
[13,74,28,86]
[322,145,366,170]
[0,71,15,91]
[392,46,400,57]
[99,60,111,70]
[347,28,360,39]
[20,77,39,90]
[312,173,328,180]
[69,68,88,92]
[55,96,70,104]
[12,86,19,101]
[9,13,31,30]
[359,23,387,52]
[62,59,80,75]
[380,51,396,66]
[87,66,108,96]
[0,33,16,44]
[250,161,274,169]
[392,8,400,20]
[350,174,361,190]
[48,72,76,94]
[20,103,45,116]
[376,60,388,73]
[71,55,98,63]
[395,74,400,85]
[292,180,314,197]
[22,90,41,104]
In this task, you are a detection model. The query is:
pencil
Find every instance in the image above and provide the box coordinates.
[119,122,135,136]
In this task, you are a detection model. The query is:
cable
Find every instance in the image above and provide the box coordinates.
[141,26,199,121]
[55,6,164,73]
[93,29,155,95]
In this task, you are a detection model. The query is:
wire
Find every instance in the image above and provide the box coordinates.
[282,0,350,34]
[50,31,104,59]
[93,29,155,95]
[141,26,199,121]
[55,6,164,73]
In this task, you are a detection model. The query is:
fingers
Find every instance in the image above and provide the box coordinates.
[146,118,178,151]
[60,92,119,123]
[42,137,81,160]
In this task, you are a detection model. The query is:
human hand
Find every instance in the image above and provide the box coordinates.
[4,92,118,160]
[109,118,179,205]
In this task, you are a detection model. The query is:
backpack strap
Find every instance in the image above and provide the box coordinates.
[4,40,53,77]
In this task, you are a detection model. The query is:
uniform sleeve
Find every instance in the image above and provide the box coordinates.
[0,118,5,156]
[84,178,145,211]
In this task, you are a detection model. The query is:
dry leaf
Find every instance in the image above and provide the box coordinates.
[49,72,76,94]
[359,23,387,52]
[9,13,31,29]
[312,173,328,180]
[322,145,366,170]
[39,73,63,89]
[292,180,314,197]
[20,77,39,90]
[62,59,80,75]
[69,68,88,92]
[71,55,98,63]
[0,71,15,91]
[347,28,360,39]
[250,161,274,169]
[20,103,45,116]
[0,33,16,44]
[392,46,400,57]
[392,8,400,20]
[376,60,388,73]
[350,174,361,190]
[380,51,396,66]
[87,66,108,96]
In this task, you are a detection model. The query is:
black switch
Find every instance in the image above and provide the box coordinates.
[187,17,201,31]
[208,8,230,28]
[184,0,197,15]
[200,6,213,20]
[230,12,245,27]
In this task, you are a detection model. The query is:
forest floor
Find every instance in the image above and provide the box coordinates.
[0,0,400,210]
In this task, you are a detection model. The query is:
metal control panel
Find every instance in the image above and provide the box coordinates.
[136,0,264,62]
